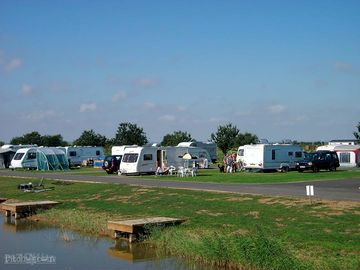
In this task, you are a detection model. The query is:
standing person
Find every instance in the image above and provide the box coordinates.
[226,154,233,173]
[231,152,237,172]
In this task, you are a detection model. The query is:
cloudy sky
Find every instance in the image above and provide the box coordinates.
[0,0,359,143]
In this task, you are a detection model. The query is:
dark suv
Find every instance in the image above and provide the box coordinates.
[296,151,339,172]
[102,155,122,174]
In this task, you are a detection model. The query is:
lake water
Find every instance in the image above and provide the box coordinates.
[0,215,214,270]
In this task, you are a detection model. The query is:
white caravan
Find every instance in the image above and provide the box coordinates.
[10,148,38,169]
[119,146,165,175]
[163,146,212,168]
[177,141,217,162]
[237,144,304,172]
[58,146,105,166]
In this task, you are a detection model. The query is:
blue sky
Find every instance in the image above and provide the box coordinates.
[0,0,359,143]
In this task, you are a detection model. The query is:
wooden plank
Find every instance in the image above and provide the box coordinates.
[0,201,60,219]
[108,217,186,234]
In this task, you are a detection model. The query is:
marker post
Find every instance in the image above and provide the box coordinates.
[306,185,314,204]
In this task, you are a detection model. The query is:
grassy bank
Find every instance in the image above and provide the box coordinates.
[1,177,359,269]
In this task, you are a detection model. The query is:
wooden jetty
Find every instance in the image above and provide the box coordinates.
[1,201,60,219]
[108,217,185,242]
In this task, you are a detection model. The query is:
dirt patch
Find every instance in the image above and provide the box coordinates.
[258,197,308,207]
[105,195,132,202]
[233,228,249,236]
[246,211,260,219]
[226,197,254,202]
[196,209,224,217]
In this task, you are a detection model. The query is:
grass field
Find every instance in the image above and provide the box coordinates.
[12,166,360,184]
[0,176,359,269]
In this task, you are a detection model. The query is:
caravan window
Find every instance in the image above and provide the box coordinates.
[295,152,302,158]
[339,152,350,163]
[96,150,100,156]
[238,149,244,156]
[271,150,276,160]
[14,153,24,160]
[288,152,293,157]
[69,151,77,157]
[123,153,138,163]
[143,154,153,161]
[27,152,36,160]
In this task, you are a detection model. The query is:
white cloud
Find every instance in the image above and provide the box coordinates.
[21,84,34,96]
[159,114,176,122]
[80,103,97,113]
[176,105,187,112]
[144,101,156,109]
[5,58,22,72]
[23,110,56,122]
[268,105,287,114]
[335,61,352,72]
[112,91,127,102]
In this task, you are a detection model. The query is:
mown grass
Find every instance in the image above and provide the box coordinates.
[138,167,360,184]
[10,166,360,184]
[0,176,359,269]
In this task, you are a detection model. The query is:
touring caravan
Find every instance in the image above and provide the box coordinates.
[10,147,69,170]
[119,146,165,175]
[177,141,217,162]
[317,144,360,167]
[0,144,37,169]
[10,148,38,169]
[163,146,212,168]
[237,144,304,172]
[57,146,104,166]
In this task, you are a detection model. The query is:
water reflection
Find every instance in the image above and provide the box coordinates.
[0,215,215,270]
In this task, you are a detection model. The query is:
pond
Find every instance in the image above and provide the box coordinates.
[0,215,215,270]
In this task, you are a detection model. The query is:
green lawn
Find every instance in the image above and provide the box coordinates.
[0,176,359,270]
[12,166,360,184]
[135,168,360,184]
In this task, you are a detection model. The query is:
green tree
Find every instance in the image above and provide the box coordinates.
[113,122,148,146]
[0,141,4,146]
[236,132,258,147]
[73,129,108,146]
[211,123,258,154]
[354,122,360,143]
[41,134,68,147]
[211,123,240,154]
[10,131,42,145]
[161,130,192,146]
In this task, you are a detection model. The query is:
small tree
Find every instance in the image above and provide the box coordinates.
[0,141,4,146]
[161,130,192,146]
[211,123,240,154]
[113,122,148,146]
[73,129,108,146]
[354,122,360,143]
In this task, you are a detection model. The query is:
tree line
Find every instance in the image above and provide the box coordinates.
[2,121,359,155]
[1,122,259,155]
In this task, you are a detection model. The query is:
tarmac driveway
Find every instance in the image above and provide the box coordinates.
[0,170,359,202]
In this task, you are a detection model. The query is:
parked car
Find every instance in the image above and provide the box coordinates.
[296,151,339,172]
[102,155,122,174]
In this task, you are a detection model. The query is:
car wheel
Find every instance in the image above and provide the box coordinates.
[298,169,304,173]
[281,166,289,173]
[329,165,336,172]
[312,166,319,173]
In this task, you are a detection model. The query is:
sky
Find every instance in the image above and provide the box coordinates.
[0,0,359,144]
